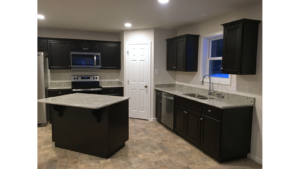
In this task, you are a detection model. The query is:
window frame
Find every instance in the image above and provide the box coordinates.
[201,33,231,85]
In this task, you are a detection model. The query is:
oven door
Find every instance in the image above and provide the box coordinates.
[72,88,102,95]
[70,52,100,68]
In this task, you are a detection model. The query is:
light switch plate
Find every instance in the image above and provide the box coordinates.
[232,83,237,91]
[155,69,158,75]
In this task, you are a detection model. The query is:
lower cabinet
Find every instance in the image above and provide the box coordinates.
[161,94,253,163]
[200,114,220,158]
[174,105,201,147]
[102,87,123,96]
[47,89,72,123]
[156,97,162,123]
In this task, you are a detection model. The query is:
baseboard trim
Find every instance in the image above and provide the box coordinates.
[247,153,262,164]
[148,118,157,122]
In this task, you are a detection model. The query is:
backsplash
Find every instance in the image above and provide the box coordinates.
[155,83,255,105]
[49,80,123,89]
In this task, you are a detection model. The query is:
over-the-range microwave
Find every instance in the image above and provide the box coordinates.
[70,52,101,68]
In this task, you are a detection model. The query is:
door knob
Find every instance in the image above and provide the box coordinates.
[145,85,148,88]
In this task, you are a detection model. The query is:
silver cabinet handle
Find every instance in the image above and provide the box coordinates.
[173,66,176,68]
[69,65,70,67]
[58,92,61,94]
[183,111,188,114]
[208,110,211,112]
[111,90,113,91]
[221,68,223,69]
[200,118,203,120]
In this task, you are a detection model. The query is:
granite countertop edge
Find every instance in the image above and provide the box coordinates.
[48,86,123,89]
[155,87,254,109]
[38,94,130,109]
[101,85,123,88]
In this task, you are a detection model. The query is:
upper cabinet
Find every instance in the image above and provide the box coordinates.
[70,40,100,52]
[221,19,261,75]
[166,34,199,72]
[48,40,71,69]
[100,42,121,69]
[38,38,47,51]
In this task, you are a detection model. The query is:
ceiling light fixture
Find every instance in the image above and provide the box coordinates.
[158,0,169,4]
[125,23,132,27]
[37,14,45,19]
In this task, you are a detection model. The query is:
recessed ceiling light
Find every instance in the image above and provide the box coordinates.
[158,0,169,4]
[37,14,45,19]
[125,23,132,27]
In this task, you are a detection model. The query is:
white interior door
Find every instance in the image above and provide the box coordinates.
[127,42,150,120]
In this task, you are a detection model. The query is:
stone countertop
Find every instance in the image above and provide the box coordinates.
[155,87,254,109]
[48,87,72,90]
[38,93,130,109]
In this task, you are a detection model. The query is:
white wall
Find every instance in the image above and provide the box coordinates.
[38,27,119,41]
[123,29,155,120]
[176,3,262,163]
[154,29,177,84]
[38,27,121,81]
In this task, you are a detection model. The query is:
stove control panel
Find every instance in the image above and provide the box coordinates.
[71,75,100,81]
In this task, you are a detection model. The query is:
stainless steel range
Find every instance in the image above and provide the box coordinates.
[71,75,102,94]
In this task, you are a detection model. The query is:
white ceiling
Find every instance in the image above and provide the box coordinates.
[38,0,262,33]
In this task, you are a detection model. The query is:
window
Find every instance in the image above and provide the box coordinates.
[201,34,231,85]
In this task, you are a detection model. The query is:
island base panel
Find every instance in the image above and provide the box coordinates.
[51,100,129,158]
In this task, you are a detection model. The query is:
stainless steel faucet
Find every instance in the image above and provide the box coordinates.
[201,75,214,95]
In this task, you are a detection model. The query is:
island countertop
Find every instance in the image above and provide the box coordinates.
[38,93,130,109]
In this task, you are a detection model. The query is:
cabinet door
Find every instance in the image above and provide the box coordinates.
[156,97,162,123]
[222,24,243,74]
[70,40,85,51]
[85,41,100,52]
[166,40,177,70]
[38,38,47,51]
[174,105,186,138]
[48,40,71,69]
[100,43,120,69]
[200,115,220,157]
[186,109,200,146]
[175,38,186,71]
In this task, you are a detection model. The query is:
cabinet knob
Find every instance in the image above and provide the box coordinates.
[221,68,223,69]
[69,65,70,67]
[183,111,187,114]
[111,90,113,91]
[200,118,203,120]
[173,66,176,68]
[145,85,148,88]
[208,110,211,112]
[59,92,61,94]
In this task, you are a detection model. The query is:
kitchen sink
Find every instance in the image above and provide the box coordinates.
[183,93,214,100]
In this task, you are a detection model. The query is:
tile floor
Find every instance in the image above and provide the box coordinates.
[38,118,262,169]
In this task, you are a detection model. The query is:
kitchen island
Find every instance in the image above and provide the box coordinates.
[38,93,130,158]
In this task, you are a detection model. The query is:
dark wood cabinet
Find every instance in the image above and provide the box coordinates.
[200,114,220,158]
[156,93,254,162]
[222,19,261,74]
[166,34,199,71]
[47,89,72,123]
[156,97,162,123]
[102,87,123,96]
[174,105,201,146]
[70,40,99,52]
[48,40,71,69]
[38,38,48,51]
[100,42,121,69]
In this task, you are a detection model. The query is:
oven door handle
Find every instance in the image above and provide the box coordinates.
[72,88,102,92]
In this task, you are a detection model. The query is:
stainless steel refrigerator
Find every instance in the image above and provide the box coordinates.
[38,52,48,126]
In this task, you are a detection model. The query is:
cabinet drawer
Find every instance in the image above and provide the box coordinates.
[48,89,72,97]
[156,90,162,98]
[202,104,222,120]
[175,96,201,112]
[102,87,123,95]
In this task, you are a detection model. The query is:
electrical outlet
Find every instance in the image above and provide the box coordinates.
[106,75,109,79]
[232,83,237,91]
[246,86,251,93]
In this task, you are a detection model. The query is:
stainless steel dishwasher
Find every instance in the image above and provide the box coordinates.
[161,92,174,130]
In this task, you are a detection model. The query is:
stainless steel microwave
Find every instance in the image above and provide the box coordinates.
[70,52,101,68]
